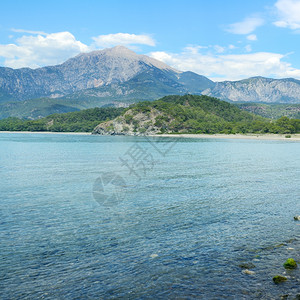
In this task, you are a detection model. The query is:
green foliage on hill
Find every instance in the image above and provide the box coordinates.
[0,107,124,132]
[237,102,300,119]
[0,97,128,120]
[1,94,300,134]
[126,95,300,134]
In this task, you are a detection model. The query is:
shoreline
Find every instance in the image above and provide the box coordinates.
[0,131,92,135]
[151,133,300,141]
[0,131,300,141]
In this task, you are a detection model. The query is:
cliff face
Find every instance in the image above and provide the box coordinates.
[202,77,300,103]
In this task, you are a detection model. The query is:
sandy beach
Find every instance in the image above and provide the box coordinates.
[153,133,300,141]
[1,131,300,141]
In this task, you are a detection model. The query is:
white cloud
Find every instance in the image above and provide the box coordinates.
[0,31,156,68]
[214,45,225,53]
[247,34,257,41]
[92,33,156,48]
[273,0,300,29]
[149,47,300,81]
[11,28,47,35]
[0,31,89,68]
[226,16,265,34]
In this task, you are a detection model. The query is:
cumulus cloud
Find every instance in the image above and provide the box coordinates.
[92,33,156,48]
[0,31,89,68]
[149,47,300,81]
[226,16,265,34]
[0,31,157,68]
[273,0,300,29]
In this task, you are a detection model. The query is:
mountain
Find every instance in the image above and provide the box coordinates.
[203,76,300,103]
[1,47,300,120]
[0,46,213,103]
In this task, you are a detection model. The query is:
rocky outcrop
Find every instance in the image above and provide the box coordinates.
[92,108,166,135]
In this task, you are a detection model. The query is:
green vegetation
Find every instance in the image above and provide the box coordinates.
[0,107,124,132]
[237,102,300,119]
[283,258,297,269]
[0,96,131,120]
[1,95,300,134]
[127,95,300,134]
[273,275,287,284]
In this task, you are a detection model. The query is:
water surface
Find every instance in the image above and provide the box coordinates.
[0,133,299,299]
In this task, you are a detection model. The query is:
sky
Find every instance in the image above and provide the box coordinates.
[1,0,300,81]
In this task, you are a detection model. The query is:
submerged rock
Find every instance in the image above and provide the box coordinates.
[242,269,255,275]
[273,275,287,284]
[275,243,287,248]
[283,258,297,269]
[239,262,256,269]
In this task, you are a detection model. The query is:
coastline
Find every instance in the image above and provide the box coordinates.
[0,131,92,135]
[0,131,300,141]
[151,133,300,141]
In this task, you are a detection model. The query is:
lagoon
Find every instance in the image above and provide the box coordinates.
[0,133,299,299]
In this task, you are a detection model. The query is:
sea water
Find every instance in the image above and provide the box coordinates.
[0,133,299,299]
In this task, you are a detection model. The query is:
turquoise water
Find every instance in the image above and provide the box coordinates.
[0,133,299,299]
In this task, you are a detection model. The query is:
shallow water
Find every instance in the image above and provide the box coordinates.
[0,133,299,299]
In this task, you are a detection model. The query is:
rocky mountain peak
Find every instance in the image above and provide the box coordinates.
[103,45,137,56]
[1,46,300,107]
[70,46,179,73]
[73,46,137,60]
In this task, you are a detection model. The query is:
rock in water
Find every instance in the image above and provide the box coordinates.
[273,275,287,284]
[238,262,256,269]
[242,269,255,275]
[294,215,300,221]
[283,258,297,269]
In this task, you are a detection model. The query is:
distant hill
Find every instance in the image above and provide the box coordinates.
[237,102,300,119]
[93,95,300,135]
[0,98,81,120]
[0,107,124,132]
[1,95,299,134]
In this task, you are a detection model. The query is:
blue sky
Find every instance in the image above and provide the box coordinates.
[1,0,300,81]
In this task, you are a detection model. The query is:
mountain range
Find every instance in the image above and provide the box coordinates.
[202,77,300,104]
[1,46,300,119]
